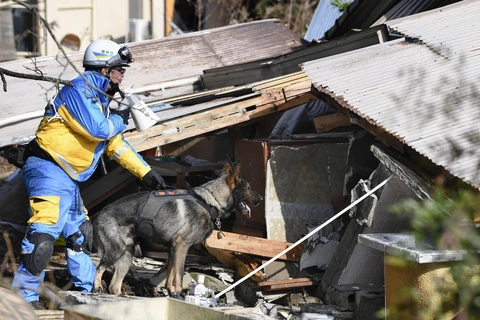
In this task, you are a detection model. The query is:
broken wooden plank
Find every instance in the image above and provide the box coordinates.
[126,90,316,152]
[204,231,303,262]
[205,247,267,282]
[161,136,206,157]
[257,278,313,287]
[124,94,267,148]
[263,280,316,291]
[313,112,351,133]
[124,73,313,152]
[251,72,307,91]
[34,310,64,320]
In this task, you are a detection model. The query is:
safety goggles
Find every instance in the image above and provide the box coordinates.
[107,45,134,66]
[110,67,126,75]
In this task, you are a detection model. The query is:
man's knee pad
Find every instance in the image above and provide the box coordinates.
[21,233,55,276]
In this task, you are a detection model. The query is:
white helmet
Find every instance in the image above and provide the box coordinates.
[83,39,134,68]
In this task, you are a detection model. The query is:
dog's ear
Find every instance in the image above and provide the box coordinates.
[232,162,242,182]
[222,161,233,174]
[229,162,242,181]
[226,162,242,188]
[233,161,241,178]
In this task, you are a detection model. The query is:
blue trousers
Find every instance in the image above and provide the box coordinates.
[12,156,96,302]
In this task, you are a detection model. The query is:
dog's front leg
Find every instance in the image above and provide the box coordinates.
[165,246,176,296]
[171,240,189,296]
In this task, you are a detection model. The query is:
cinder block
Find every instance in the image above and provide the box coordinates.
[354,290,385,320]
[325,284,384,311]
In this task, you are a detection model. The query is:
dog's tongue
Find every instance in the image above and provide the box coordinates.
[241,201,251,218]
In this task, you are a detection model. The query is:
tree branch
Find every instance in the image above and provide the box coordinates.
[0,67,72,91]
[0,68,6,92]
[3,0,117,102]
[14,0,84,77]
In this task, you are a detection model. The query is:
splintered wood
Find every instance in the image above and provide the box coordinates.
[125,72,315,152]
[257,278,316,291]
[205,230,303,262]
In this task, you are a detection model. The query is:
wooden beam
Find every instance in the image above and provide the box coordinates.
[257,278,312,287]
[263,280,316,291]
[161,136,206,157]
[126,92,315,151]
[252,71,307,91]
[204,230,303,262]
[313,112,351,133]
[124,74,313,152]
[311,88,405,154]
[257,278,317,291]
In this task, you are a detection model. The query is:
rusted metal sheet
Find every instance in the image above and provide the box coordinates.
[303,0,480,189]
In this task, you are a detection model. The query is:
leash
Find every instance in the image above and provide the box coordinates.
[214,176,392,300]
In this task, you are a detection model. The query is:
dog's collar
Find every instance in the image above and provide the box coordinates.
[190,190,219,221]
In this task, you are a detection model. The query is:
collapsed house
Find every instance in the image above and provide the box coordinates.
[0,0,479,319]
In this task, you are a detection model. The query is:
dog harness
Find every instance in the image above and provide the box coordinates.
[134,190,219,242]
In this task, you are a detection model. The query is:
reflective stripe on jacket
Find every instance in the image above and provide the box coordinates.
[35,71,151,182]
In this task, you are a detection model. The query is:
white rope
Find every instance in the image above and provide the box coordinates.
[215,176,392,299]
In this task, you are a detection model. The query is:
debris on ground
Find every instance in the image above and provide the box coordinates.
[0,217,381,319]
[0,222,25,258]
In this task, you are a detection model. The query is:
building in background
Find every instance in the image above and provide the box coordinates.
[0,0,175,61]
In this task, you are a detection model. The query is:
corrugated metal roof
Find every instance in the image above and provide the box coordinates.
[304,0,351,41]
[372,0,462,26]
[323,0,460,40]
[202,25,387,89]
[302,0,480,188]
[0,20,303,148]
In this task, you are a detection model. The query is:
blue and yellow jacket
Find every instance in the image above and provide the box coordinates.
[35,71,151,182]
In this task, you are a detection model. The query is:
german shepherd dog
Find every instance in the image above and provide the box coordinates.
[92,160,263,296]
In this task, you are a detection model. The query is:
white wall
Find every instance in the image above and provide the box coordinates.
[38,0,154,56]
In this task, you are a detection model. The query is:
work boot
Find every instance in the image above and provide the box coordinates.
[29,300,44,310]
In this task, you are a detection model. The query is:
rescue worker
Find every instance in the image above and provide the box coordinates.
[11,40,166,309]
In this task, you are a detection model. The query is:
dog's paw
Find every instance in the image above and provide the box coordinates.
[93,287,105,294]
[170,293,185,301]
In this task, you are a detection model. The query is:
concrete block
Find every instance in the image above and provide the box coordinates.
[354,290,385,320]
[325,284,384,311]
